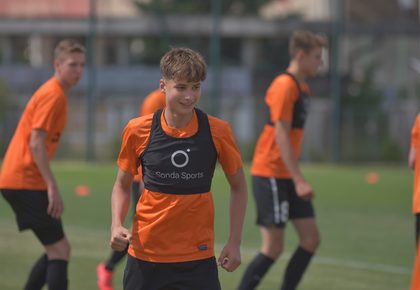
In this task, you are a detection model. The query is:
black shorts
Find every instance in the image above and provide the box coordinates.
[1,189,65,245]
[252,176,315,228]
[124,255,221,290]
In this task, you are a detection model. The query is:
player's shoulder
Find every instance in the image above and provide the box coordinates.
[128,113,153,127]
[271,73,297,88]
[206,114,229,128]
[33,78,65,100]
[206,114,232,139]
[125,114,154,135]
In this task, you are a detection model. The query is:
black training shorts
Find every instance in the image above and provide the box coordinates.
[124,255,221,290]
[1,189,65,245]
[252,176,315,228]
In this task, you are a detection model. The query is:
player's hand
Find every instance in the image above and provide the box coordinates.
[294,179,314,201]
[110,225,132,252]
[47,183,64,219]
[217,242,241,272]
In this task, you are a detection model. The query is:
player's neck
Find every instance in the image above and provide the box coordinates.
[163,108,194,129]
[54,74,70,93]
[287,62,306,81]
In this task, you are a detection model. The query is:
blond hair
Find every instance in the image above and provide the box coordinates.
[289,30,327,57]
[54,39,85,60]
[160,47,207,82]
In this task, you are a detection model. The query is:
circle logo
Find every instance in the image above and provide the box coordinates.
[171,149,190,168]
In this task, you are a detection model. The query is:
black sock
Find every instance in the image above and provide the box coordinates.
[280,246,314,290]
[47,259,68,290]
[105,249,127,271]
[237,252,274,290]
[24,254,48,290]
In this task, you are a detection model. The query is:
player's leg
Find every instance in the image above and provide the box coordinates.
[42,236,70,290]
[237,177,288,290]
[97,249,127,290]
[24,253,48,290]
[238,226,285,290]
[411,214,420,290]
[172,257,221,290]
[410,227,420,290]
[123,254,166,290]
[280,181,319,290]
[29,191,70,290]
[1,189,48,289]
[1,189,69,290]
[280,218,319,290]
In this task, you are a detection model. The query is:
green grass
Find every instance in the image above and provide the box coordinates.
[0,162,415,290]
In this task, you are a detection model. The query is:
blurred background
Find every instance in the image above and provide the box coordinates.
[0,0,419,163]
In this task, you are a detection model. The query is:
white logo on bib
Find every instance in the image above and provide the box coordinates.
[171,149,190,168]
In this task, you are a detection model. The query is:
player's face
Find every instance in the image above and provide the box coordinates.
[300,47,323,77]
[161,79,201,115]
[55,52,85,89]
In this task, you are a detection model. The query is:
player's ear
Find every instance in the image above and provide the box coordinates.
[53,59,60,72]
[159,79,166,93]
[295,49,305,61]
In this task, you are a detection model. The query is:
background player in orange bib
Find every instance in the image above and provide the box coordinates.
[237,30,327,290]
[0,39,85,290]
[408,113,420,290]
[109,47,247,290]
[96,88,165,290]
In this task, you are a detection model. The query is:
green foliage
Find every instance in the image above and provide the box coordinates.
[340,62,404,162]
[342,62,383,110]
[379,137,403,162]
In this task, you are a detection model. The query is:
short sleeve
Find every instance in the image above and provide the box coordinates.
[32,93,65,132]
[266,76,298,123]
[117,117,152,175]
[139,90,166,116]
[412,114,420,148]
[209,116,243,175]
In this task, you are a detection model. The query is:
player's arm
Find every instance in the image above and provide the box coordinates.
[29,128,63,219]
[110,169,133,251]
[410,118,419,170]
[218,168,247,272]
[274,120,313,200]
[409,147,417,170]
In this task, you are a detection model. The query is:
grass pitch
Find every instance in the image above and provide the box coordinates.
[0,162,415,290]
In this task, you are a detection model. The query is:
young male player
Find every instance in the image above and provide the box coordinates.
[237,30,326,290]
[109,47,247,290]
[408,113,420,290]
[96,88,165,290]
[0,39,85,290]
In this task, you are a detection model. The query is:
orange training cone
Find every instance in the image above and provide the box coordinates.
[365,172,380,184]
[75,184,91,197]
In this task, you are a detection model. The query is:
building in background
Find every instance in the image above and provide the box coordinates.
[0,0,419,162]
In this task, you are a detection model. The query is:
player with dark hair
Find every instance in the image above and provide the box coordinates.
[0,39,85,290]
[237,30,327,290]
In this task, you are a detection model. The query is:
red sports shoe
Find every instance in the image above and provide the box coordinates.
[96,262,113,290]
